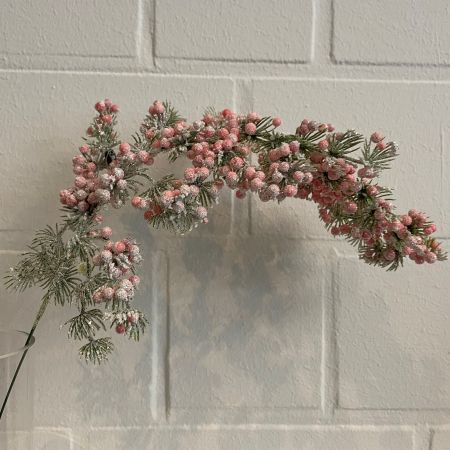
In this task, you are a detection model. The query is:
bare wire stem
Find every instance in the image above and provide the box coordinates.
[0,294,50,421]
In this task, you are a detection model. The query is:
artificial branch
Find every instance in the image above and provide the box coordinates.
[4,99,446,369]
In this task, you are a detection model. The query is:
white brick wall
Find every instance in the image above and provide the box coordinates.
[0,1,449,449]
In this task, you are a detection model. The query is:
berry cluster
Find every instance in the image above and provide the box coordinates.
[96,101,444,270]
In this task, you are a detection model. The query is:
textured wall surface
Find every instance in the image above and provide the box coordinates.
[0,1,450,449]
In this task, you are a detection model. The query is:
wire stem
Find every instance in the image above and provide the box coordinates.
[0,294,50,421]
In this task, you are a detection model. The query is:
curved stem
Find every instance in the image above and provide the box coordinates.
[0,294,50,421]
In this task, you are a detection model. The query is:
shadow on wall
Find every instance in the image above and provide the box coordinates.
[6,148,445,449]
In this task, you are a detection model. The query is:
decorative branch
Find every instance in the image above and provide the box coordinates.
[4,98,446,369]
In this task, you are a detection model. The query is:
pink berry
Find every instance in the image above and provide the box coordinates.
[255,171,266,181]
[400,214,412,226]
[218,128,229,139]
[103,287,115,300]
[195,206,208,220]
[131,196,142,208]
[222,139,233,151]
[162,127,174,138]
[293,171,304,183]
[230,156,244,170]
[225,171,239,187]
[272,117,282,127]
[119,143,131,154]
[129,275,141,286]
[310,152,325,164]
[101,227,113,239]
[114,241,126,253]
[95,101,105,112]
[116,324,126,334]
[197,167,210,180]
[344,202,358,214]
[221,108,232,118]
[331,226,340,236]
[99,250,112,264]
[160,138,171,149]
[78,201,89,212]
[283,185,298,197]
[279,144,290,157]
[425,252,437,264]
[245,122,257,135]
[366,185,379,196]
[424,224,437,235]
[93,291,103,303]
[245,167,256,179]
[72,155,85,165]
[150,139,162,151]
[383,249,396,261]
[370,132,384,143]
[74,176,87,188]
[151,100,165,115]
[184,167,196,182]
[137,151,150,163]
[250,178,264,191]
[238,145,250,157]
[289,141,300,153]
[269,149,280,162]
[127,314,138,324]
[327,168,340,181]
[144,210,154,220]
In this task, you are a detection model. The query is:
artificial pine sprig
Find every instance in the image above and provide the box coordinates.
[78,337,115,365]
[7,100,148,365]
[65,309,106,341]
[5,98,446,370]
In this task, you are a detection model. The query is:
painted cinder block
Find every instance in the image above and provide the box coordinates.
[1,0,450,447]
[86,426,413,450]
[333,0,450,66]
[0,0,138,57]
[167,239,327,416]
[155,0,314,63]
[336,254,450,409]
[431,428,450,450]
